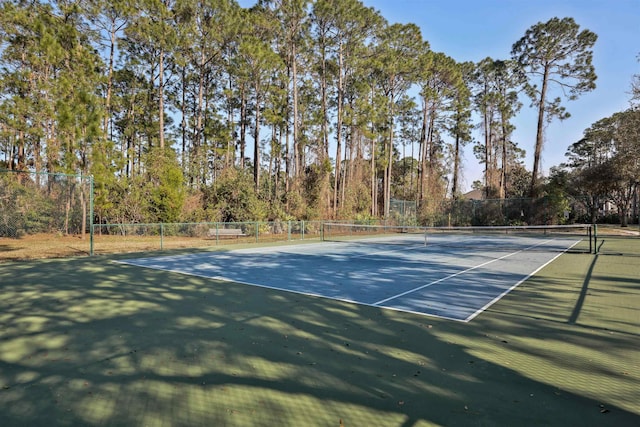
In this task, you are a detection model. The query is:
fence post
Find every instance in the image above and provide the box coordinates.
[288,221,291,241]
[160,223,164,250]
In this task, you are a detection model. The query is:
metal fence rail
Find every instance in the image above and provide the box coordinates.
[90,220,325,255]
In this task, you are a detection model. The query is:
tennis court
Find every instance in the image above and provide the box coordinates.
[118,224,590,322]
[1,224,639,426]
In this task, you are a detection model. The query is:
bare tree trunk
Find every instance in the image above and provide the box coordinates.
[240,85,247,169]
[104,23,116,139]
[452,134,461,198]
[275,125,283,202]
[17,130,25,171]
[333,44,345,216]
[191,47,206,183]
[292,43,300,178]
[226,78,235,168]
[418,99,428,204]
[320,37,329,161]
[385,123,393,217]
[254,88,261,191]
[371,139,377,217]
[384,88,395,218]
[531,65,549,197]
[181,66,189,184]
[500,118,508,198]
[158,49,165,149]
[483,107,492,198]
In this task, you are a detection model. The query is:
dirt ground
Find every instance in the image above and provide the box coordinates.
[0,234,91,261]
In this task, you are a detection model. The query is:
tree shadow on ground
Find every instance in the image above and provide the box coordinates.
[0,254,638,426]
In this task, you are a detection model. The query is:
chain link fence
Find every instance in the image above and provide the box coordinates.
[389,199,418,226]
[0,169,93,238]
[417,196,611,227]
[2,169,637,259]
[90,220,323,254]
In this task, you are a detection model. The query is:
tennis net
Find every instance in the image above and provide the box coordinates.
[322,223,594,253]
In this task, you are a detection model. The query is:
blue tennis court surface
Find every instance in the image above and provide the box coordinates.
[117,236,581,322]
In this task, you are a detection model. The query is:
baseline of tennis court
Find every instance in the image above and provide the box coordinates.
[116,231,583,322]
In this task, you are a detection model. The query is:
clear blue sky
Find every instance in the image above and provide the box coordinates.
[239,0,640,191]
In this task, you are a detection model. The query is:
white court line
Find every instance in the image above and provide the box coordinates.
[372,238,560,306]
[463,239,582,322]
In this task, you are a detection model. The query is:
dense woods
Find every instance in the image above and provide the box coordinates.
[0,0,638,226]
